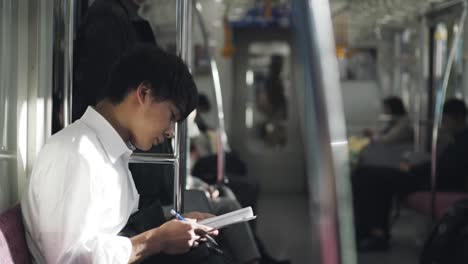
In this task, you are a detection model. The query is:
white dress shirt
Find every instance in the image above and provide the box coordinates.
[21,107,140,264]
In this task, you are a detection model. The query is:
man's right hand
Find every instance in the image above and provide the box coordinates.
[399,161,412,172]
[156,219,214,255]
[129,218,219,262]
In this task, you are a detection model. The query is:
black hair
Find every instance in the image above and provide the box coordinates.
[382,96,406,116]
[443,98,467,121]
[105,44,198,121]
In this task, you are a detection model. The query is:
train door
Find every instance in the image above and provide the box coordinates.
[230,27,305,194]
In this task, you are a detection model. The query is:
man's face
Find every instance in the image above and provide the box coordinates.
[130,91,180,151]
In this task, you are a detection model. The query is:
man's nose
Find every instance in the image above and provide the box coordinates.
[164,124,175,138]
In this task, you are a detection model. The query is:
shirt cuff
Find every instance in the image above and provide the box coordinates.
[82,234,132,263]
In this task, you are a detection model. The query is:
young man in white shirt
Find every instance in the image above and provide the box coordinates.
[21,44,220,264]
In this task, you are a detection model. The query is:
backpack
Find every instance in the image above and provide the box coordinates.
[192,152,248,185]
[420,199,468,264]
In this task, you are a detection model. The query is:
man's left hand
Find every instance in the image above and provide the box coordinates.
[183,212,215,221]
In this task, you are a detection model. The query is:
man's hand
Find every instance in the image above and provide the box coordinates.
[183,211,215,221]
[181,213,220,238]
[156,219,218,255]
[400,161,412,172]
[129,218,220,262]
[156,219,199,254]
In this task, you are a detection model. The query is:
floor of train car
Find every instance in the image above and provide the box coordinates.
[256,193,425,263]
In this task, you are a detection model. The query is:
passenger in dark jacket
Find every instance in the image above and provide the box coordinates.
[353,98,468,251]
[73,0,155,121]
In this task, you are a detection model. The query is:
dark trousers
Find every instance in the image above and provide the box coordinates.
[351,166,427,238]
[119,202,229,264]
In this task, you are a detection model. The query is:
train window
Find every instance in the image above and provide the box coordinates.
[246,42,290,148]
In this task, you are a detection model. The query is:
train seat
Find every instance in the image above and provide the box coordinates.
[0,205,31,264]
[406,192,468,219]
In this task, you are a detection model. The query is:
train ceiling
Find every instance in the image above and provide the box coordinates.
[144,0,457,47]
[330,0,453,46]
[220,0,456,46]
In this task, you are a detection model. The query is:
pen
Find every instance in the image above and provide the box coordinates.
[170,209,187,221]
[170,209,219,246]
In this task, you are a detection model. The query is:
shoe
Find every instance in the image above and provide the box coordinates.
[356,235,390,252]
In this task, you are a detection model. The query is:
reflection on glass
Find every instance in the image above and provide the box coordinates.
[448,22,464,98]
[433,23,448,79]
[433,21,465,100]
[246,42,290,148]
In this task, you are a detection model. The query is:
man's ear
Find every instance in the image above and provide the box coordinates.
[135,82,151,105]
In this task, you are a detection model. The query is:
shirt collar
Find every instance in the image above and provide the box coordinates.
[80,106,133,163]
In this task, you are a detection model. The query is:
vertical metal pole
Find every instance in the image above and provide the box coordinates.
[294,0,355,263]
[415,17,429,152]
[175,0,192,213]
[0,0,12,151]
[430,4,467,219]
[193,1,229,183]
[393,33,402,96]
[54,0,75,127]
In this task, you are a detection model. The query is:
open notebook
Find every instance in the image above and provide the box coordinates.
[199,206,257,230]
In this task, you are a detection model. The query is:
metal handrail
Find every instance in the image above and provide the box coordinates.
[193,1,229,184]
[120,0,193,213]
[294,0,355,263]
[174,0,192,213]
[0,151,15,160]
[129,153,177,165]
[54,0,75,127]
[414,17,430,153]
[58,0,192,212]
[430,1,467,219]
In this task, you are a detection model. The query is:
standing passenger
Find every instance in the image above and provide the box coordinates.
[73,0,155,121]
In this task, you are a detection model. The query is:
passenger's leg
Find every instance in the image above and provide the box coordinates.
[227,175,260,216]
[210,195,261,264]
[215,186,290,264]
[142,247,228,264]
[352,166,414,250]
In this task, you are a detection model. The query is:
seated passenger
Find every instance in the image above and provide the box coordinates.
[353,98,468,251]
[191,93,259,210]
[191,94,290,264]
[21,45,225,264]
[363,96,413,145]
